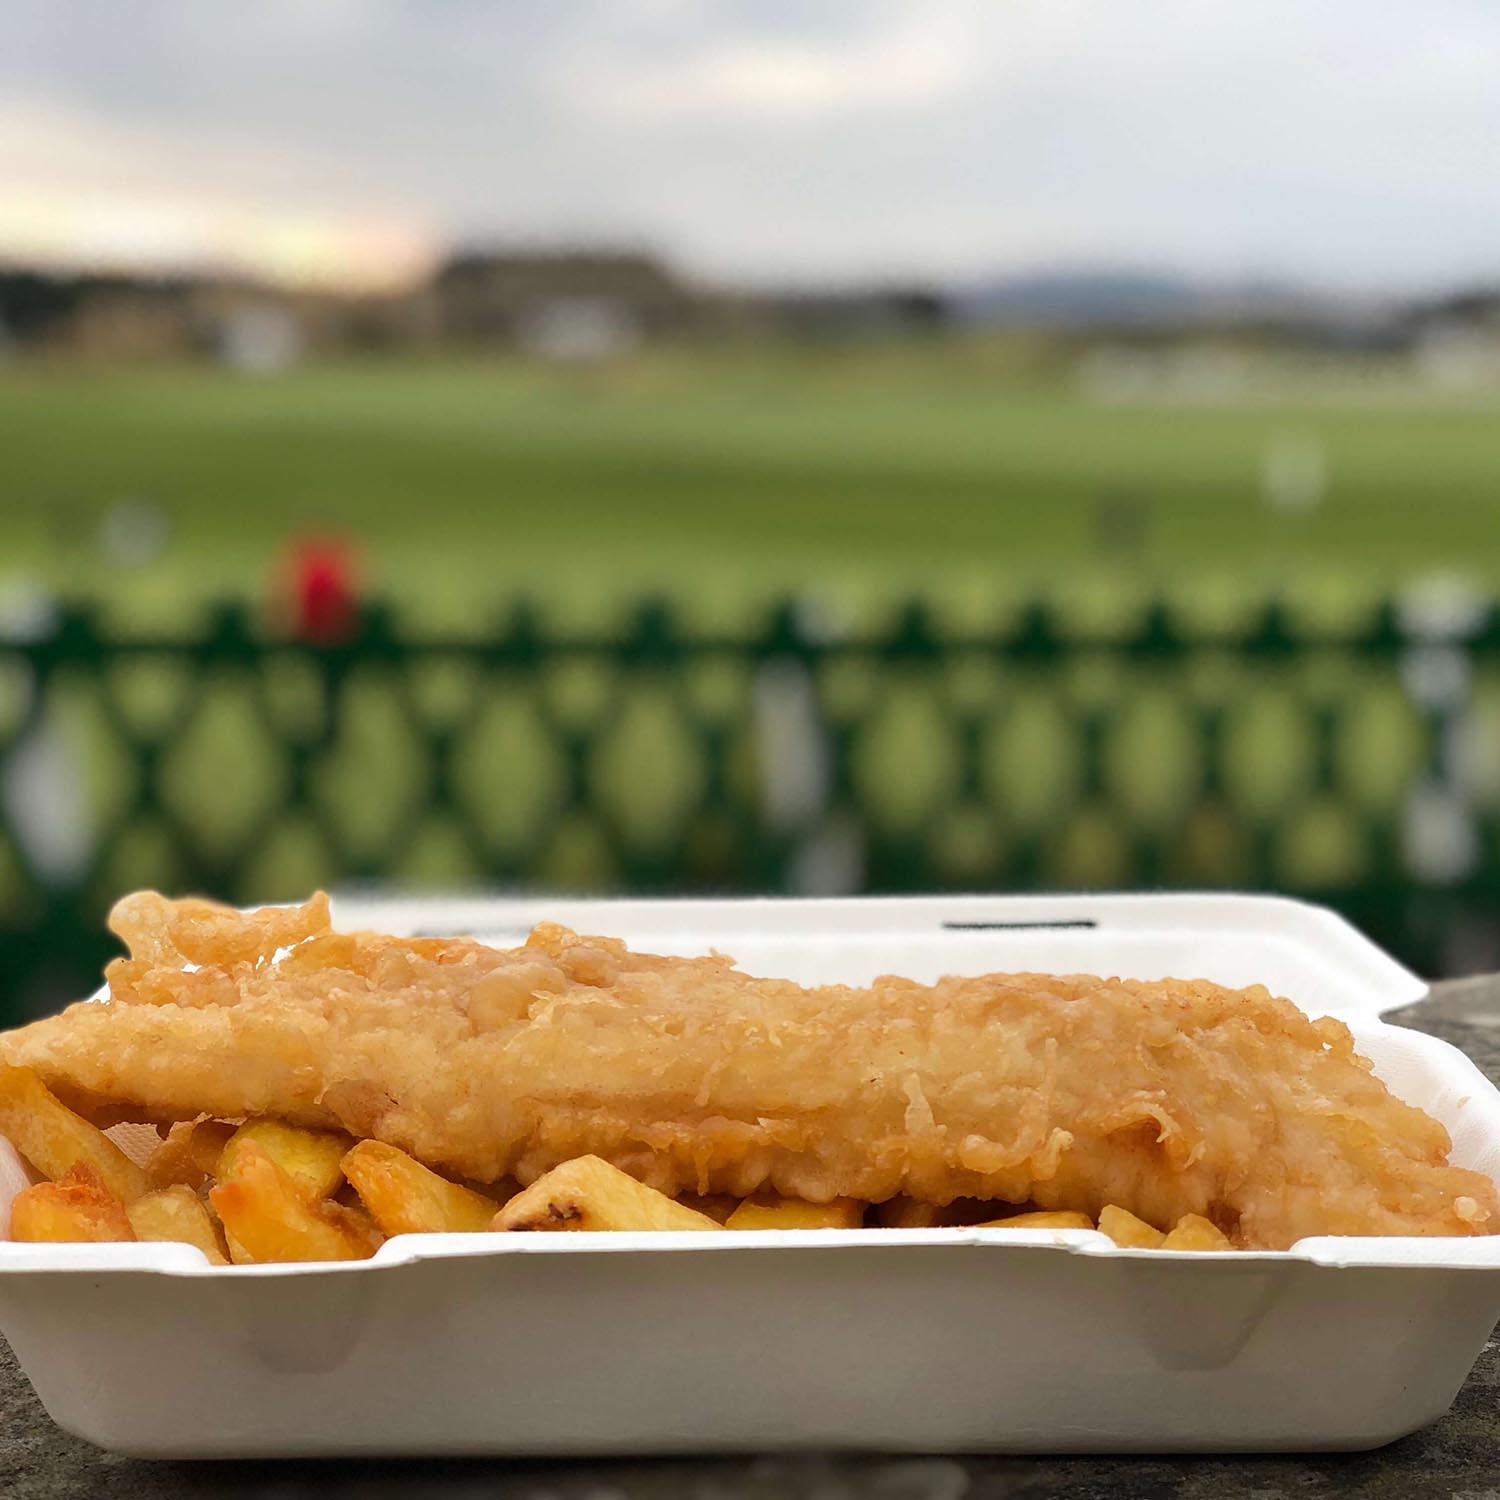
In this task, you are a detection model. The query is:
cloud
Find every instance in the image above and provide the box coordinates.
[568,19,981,121]
[0,0,1496,290]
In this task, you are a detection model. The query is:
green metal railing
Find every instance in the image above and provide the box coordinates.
[1,596,1497,1019]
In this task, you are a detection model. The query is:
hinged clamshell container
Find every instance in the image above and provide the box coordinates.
[1,892,1498,1457]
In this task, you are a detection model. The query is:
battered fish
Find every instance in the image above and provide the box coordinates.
[1,892,1493,1250]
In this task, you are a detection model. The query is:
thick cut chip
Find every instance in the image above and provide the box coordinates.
[1100,1204,1167,1249]
[10,1163,135,1243]
[219,1119,352,1203]
[1161,1213,1233,1251]
[342,1140,497,1236]
[0,1064,147,1203]
[147,1119,237,1193]
[127,1185,229,1263]
[725,1196,864,1230]
[210,1140,381,1263]
[977,1210,1095,1231]
[494,1155,723,1233]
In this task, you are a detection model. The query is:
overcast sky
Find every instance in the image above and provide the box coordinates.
[2,0,1498,291]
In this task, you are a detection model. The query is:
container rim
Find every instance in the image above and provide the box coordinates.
[3,1221,1500,1278]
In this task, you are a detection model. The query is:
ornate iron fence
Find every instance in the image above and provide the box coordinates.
[1,596,1497,1020]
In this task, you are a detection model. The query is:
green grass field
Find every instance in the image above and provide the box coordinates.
[2,342,1499,628]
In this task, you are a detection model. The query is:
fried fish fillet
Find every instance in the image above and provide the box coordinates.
[1,892,1493,1250]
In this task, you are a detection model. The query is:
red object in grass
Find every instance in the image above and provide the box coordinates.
[287,536,360,643]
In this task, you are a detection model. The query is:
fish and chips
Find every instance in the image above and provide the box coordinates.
[0,891,1489,1261]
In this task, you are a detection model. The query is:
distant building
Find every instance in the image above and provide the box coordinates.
[0,269,195,358]
[0,260,947,360]
[0,267,427,367]
[44,282,198,362]
[1406,290,1500,390]
[428,250,704,355]
[744,286,948,342]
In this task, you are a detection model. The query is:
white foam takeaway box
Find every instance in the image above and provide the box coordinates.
[1,892,1499,1458]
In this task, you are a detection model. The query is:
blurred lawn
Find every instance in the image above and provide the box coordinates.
[1,343,1499,630]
